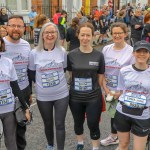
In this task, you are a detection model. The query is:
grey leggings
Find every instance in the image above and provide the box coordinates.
[0,111,17,150]
[37,96,69,150]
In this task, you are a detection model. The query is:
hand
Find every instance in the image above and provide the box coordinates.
[135,25,141,29]
[105,87,110,96]
[29,95,33,105]
[25,109,31,122]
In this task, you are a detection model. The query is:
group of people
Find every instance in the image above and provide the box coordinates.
[0,3,149,150]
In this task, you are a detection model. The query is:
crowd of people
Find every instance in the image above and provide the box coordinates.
[0,2,149,150]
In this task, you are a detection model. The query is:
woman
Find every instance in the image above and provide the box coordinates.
[0,8,8,25]
[141,11,150,42]
[67,22,105,150]
[66,17,80,51]
[0,25,7,37]
[33,14,49,46]
[100,22,134,148]
[114,40,150,150]
[29,22,69,150]
[0,37,30,150]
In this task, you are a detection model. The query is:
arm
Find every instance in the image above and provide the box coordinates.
[10,81,30,121]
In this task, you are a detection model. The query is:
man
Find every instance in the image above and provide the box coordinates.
[130,9,144,46]
[28,6,37,40]
[53,10,61,25]
[3,15,32,150]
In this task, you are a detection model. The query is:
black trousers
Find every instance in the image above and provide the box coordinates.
[16,85,31,150]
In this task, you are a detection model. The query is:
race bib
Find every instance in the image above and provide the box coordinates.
[41,71,60,88]
[0,88,13,106]
[74,78,92,91]
[124,92,147,108]
[106,74,118,88]
[16,68,26,83]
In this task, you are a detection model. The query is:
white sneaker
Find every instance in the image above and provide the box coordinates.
[100,135,119,146]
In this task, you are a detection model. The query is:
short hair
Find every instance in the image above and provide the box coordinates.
[36,22,61,51]
[61,10,67,15]
[0,37,5,52]
[144,11,150,23]
[8,15,25,25]
[110,22,128,34]
[76,22,94,36]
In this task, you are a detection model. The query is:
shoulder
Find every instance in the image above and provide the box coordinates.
[68,48,79,56]
[102,43,114,53]
[120,65,132,73]
[2,55,13,64]
[125,44,133,52]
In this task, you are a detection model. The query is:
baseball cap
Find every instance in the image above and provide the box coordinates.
[133,40,150,52]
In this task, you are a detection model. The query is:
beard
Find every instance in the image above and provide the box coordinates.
[9,32,22,41]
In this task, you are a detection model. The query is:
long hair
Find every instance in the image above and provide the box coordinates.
[36,22,61,51]
[0,37,5,52]
[34,14,47,28]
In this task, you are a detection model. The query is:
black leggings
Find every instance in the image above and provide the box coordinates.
[111,118,117,134]
[69,98,102,140]
[37,96,69,150]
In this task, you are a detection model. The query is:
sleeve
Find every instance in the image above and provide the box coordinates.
[28,50,36,71]
[10,81,28,110]
[67,54,72,71]
[10,61,18,81]
[98,53,105,74]
[117,70,125,91]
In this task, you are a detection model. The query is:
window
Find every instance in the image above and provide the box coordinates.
[6,0,17,10]
[22,0,28,10]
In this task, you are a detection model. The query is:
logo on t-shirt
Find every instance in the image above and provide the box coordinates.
[89,61,99,66]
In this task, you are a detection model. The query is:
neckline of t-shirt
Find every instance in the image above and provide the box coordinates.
[4,37,22,45]
[132,64,149,72]
[44,45,55,51]
[79,48,94,54]
[112,43,127,52]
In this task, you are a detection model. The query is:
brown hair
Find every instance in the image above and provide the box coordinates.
[71,17,79,29]
[110,22,128,34]
[8,15,25,25]
[34,14,47,28]
[144,11,150,23]
[76,22,94,36]
[0,37,5,52]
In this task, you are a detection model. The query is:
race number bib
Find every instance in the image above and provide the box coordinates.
[74,78,92,91]
[41,71,60,88]
[106,74,118,88]
[0,88,13,106]
[124,92,147,108]
[16,68,26,83]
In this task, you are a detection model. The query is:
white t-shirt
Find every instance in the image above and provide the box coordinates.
[3,37,31,90]
[102,43,134,91]
[29,46,69,101]
[0,55,18,114]
[117,65,150,119]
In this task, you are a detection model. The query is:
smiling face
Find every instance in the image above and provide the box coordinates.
[0,26,7,37]
[112,27,127,44]
[133,49,150,64]
[7,18,25,41]
[78,26,93,47]
[42,25,58,46]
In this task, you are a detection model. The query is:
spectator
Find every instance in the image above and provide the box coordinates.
[80,6,85,16]
[58,10,67,46]
[33,14,49,46]
[0,8,8,25]
[66,17,80,51]
[77,12,88,25]
[116,10,125,23]
[130,9,144,46]
[53,10,61,25]
[29,22,69,150]
[0,25,7,37]
[141,11,150,42]
[28,6,37,40]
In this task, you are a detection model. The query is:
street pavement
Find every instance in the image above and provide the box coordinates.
[0,42,136,150]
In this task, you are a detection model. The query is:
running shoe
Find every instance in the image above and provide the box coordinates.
[76,144,84,150]
[100,135,119,146]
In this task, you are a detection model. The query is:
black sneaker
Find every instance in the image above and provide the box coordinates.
[76,144,84,150]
